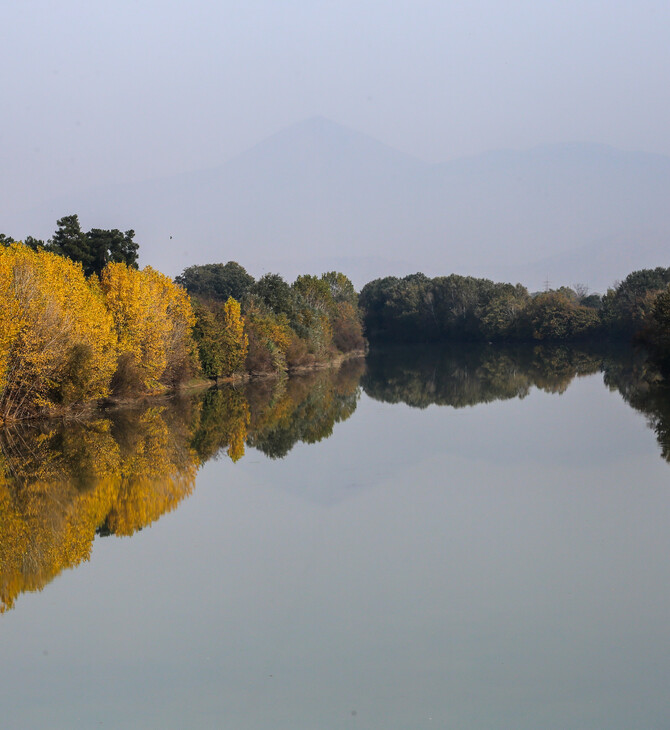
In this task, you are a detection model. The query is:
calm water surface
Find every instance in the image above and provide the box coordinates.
[1,346,670,729]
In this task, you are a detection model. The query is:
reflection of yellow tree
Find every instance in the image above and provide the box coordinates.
[0,406,198,613]
[0,469,118,613]
[104,408,197,535]
[190,388,251,464]
[0,361,364,613]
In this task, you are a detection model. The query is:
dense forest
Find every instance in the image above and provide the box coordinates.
[2,213,670,422]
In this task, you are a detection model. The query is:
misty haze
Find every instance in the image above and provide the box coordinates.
[6,116,670,293]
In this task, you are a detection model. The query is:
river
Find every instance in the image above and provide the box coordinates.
[1,345,669,729]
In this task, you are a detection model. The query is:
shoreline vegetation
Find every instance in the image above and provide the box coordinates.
[1,214,669,423]
[0,216,366,424]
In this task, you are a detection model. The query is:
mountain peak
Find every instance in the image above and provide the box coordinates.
[232,116,425,171]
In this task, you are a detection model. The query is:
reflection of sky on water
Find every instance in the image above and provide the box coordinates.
[2,369,670,729]
[240,372,660,507]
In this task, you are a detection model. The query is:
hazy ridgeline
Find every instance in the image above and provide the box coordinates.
[10,119,670,294]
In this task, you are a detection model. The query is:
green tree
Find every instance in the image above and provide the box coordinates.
[478,283,529,339]
[601,267,670,337]
[358,276,402,341]
[48,214,91,271]
[24,236,44,250]
[519,291,599,340]
[648,284,670,365]
[47,215,138,276]
[192,302,227,379]
[252,273,296,319]
[321,271,358,307]
[175,262,254,302]
[86,228,139,275]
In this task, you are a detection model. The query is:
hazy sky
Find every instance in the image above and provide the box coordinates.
[3,0,670,212]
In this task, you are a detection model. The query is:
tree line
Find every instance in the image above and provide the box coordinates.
[3,212,670,422]
[177,262,365,379]
[0,216,365,422]
[358,270,670,358]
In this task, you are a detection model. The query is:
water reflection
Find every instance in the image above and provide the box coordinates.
[190,357,365,462]
[0,360,365,612]
[364,343,670,461]
[0,406,197,612]
[602,347,670,462]
[2,346,670,613]
[363,343,604,407]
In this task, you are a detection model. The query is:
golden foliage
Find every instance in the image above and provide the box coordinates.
[100,263,196,392]
[0,245,117,421]
[104,408,197,535]
[0,360,363,613]
[220,297,249,376]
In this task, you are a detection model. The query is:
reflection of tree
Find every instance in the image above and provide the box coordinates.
[0,359,364,613]
[0,406,197,612]
[9,345,670,614]
[362,344,603,409]
[189,358,364,462]
[246,358,363,459]
[602,348,670,463]
[101,408,198,536]
[190,387,251,463]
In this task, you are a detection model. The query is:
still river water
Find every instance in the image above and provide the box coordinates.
[1,344,670,729]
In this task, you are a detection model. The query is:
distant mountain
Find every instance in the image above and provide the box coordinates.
[5,117,670,292]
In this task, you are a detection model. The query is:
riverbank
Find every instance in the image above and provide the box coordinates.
[0,350,367,425]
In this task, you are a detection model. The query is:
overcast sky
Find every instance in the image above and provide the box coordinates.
[3,0,670,213]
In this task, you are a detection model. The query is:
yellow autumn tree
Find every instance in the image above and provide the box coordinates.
[220,296,248,376]
[0,244,117,422]
[100,263,196,392]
